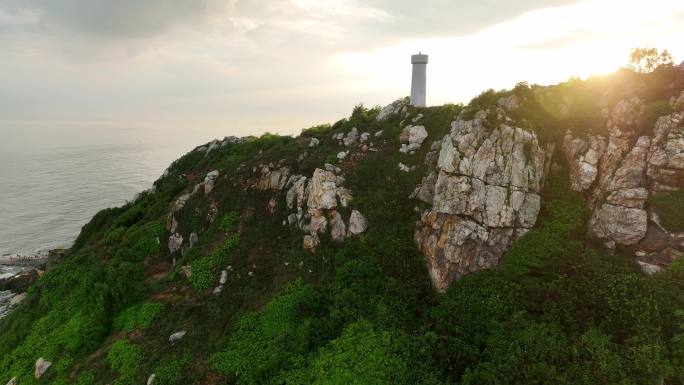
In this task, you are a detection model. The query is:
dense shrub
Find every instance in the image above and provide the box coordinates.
[106,339,142,385]
[113,302,165,332]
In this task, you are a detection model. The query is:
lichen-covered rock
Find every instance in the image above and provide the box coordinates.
[413,109,551,291]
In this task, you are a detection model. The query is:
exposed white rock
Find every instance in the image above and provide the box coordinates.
[307,169,340,210]
[169,331,187,343]
[5,377,17,385]
[147,373,156,385]
[377,98,407,122]
[303,234,319,252]
[360,132,370,143]
[168,233,184,254]
[204,170,220,195]
[398,163,412,172]
[337,151,347,160]
[35,357,52,379]
[342,127,359,147]
[348,210,368,236]
[399,125,428,153]
[219,270,228,285]
[188,232,199,249]
[637,261,663,275]
[173,194,191,212]
[374,130,384,137]
[309,138,320,148]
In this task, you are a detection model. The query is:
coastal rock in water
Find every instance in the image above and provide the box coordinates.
[169,331,187,343]
[414,106,551,291]
[35,357,52,379]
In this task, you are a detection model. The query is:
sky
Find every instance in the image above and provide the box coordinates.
[1,0,683,142]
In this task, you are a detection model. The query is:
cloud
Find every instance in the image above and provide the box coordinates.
[0,0,226,37]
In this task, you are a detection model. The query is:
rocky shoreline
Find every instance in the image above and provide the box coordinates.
[0,250,65,321]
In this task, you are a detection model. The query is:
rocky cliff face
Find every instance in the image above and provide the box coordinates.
[413,97,554,291]
[563,92,684,271]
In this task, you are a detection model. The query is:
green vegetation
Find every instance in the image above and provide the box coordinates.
[153,355,190,385]
[113,303,165,332]
[1,67,684,385]
[650,190,684,232]
[106,339,142,385]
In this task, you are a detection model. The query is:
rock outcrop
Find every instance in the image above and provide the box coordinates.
[284,167,367,251]
[563,92,684,268]
[377,98,408,122]
[413,97,553,291]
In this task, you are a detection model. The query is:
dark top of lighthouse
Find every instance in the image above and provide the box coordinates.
[411,53,428,64]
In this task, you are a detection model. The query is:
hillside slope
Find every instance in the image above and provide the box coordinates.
[2,66,684,385]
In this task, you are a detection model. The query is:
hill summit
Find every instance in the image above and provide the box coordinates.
[2,65,684,385]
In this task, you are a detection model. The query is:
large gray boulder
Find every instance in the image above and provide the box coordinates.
[413,103,552,291]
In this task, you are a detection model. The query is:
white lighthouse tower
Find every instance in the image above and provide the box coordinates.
[410,52,428,107]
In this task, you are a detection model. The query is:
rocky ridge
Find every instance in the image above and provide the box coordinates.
[563,91,684,270]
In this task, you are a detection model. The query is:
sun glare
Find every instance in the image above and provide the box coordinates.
[334,0,684,105]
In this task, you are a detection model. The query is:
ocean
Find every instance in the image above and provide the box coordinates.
[0,126,230,255]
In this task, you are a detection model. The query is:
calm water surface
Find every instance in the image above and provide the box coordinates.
[0,126,228,255]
